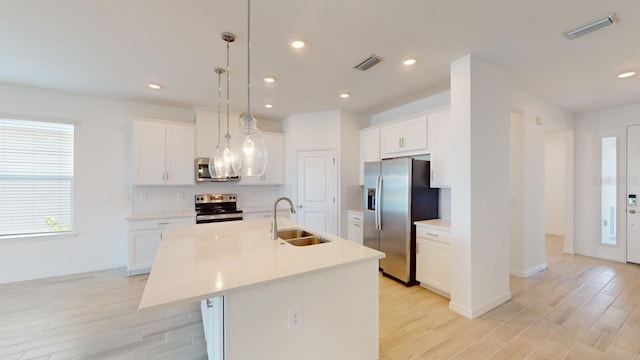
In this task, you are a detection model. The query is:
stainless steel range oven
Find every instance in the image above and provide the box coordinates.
[195,193,244,224]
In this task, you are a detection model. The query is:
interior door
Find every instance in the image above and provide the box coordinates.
[297,149,336,234]
[627,125,640,263]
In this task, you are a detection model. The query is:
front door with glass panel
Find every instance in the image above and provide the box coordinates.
[627,125,640,263]
[596,130,626,262]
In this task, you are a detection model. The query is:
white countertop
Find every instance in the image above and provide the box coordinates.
[139,218,385,310]
[241,206,293,213]
[414,218,451,231]
[126,211,196,221]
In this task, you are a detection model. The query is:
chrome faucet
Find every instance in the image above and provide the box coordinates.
[271,197,297,240]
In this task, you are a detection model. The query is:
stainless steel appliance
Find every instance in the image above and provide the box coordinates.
[195,193,244,224]
[363,158,439,285]
[195,157,240,182]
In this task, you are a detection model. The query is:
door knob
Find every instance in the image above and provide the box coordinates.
[630,209,636,214]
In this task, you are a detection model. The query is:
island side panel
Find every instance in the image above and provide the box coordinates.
[224,260,379,360]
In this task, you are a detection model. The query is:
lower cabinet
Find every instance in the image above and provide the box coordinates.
[127,216,194,275]
[347,211,364,245]
[415,223,451,297]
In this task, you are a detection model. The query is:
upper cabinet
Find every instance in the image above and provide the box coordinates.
[359,128,380,184]
[427,108,452,188]
[195,109,236,158]
[239,132,285,185]
[132,118,195,185]
[380,115,428,158]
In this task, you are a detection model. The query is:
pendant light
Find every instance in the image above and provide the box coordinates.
[212,32,238,178]
[208,67,225,177]
[230,0,267,176]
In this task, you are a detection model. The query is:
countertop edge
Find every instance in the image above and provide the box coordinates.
[414,219,451,231]
[127,211,196,221]
[139,255,383,311]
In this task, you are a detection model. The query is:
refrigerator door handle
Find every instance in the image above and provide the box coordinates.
[376,176,382,230]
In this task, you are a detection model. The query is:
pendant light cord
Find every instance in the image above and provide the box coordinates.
[246,0,252,127]
[217,69,222,145]
[226,38,231,141]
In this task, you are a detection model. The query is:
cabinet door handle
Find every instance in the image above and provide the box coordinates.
[157,222,170,226]
[206,298,213,308]
[416,243,420,254]
[353,224,361,227]
[431,170,434,182]
[402,138,405,147]
[426,232,439,237]
[352,217,361,221]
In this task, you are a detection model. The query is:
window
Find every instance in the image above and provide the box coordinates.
[0,118,74,237]
[601,136,616,245]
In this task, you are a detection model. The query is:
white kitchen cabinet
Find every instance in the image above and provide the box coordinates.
[239,132,284,185]
[359,128,380,184]
[347,211,364,245]
[195,109,239,158]
[132,118,195,185]
[428,108,453,188]
[380,116,428,158]
[415,220,451,297]
[127,215,194,275]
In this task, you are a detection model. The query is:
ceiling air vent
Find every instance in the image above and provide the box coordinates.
[354,55,384,71]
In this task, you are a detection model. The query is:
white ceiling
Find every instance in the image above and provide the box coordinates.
[1,0,639,121]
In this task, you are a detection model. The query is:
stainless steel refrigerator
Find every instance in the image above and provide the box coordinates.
[363,158,439,285]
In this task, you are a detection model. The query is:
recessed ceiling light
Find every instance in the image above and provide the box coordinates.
[339,92,350,99]
[265,104,274,109]
[264,76,276,83]
[148,83,162,90]
[403,58,417,66]
[289,39,306,49]
[618,71,636,79]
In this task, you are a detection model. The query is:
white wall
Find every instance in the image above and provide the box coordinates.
[370,91,450,126]
[283,111,340,232]
[339,112,369,237]
[449,55,511,319]
[0,83,193,283]
[509,89,574,270]
[545,130,566,236]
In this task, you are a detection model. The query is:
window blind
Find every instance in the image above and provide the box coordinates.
[0,118,74,237]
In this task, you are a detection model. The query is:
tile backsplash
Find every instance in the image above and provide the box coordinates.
[131,184,286,214]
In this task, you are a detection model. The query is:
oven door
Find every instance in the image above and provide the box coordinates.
[196,213,244,224]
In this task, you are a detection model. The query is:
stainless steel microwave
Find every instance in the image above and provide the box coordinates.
[195,157,240,182]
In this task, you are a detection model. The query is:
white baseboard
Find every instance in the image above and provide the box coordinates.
[449,291,512,319]
[510,263,547,278]
[0,262,125,284]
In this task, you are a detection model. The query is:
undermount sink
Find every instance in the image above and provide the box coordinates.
[286,236,330,246]
[277,228,331,246]
[277,229,315,240]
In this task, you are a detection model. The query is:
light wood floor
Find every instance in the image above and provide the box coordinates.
[380,235,640,360]
[1,235,639,359]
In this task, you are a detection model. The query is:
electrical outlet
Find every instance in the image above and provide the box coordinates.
[287,305,302,332]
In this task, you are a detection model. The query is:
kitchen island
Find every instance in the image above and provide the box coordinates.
[139,218,385,360]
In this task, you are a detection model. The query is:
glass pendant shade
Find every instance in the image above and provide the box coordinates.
[210,32,237,178]
[230,113,267,176]
[213,137,236,177]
